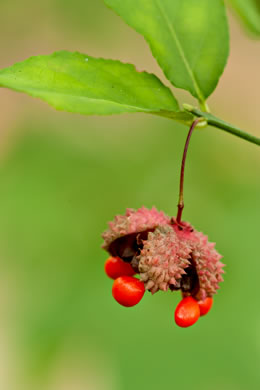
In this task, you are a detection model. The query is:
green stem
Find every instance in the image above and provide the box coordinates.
[183,105,260,146]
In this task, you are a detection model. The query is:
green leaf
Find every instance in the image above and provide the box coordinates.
[0,51,191,122]
[228,0,260,36]
[104,0,229,103]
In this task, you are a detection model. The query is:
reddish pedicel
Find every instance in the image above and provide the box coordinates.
[198,297,213,316]
[104,257,135,280]
[112,276,145,307]
[174,296,200,328]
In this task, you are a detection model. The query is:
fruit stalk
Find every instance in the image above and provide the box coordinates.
[176,118,201,224]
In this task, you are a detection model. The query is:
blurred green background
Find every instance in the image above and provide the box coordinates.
[0,1,259,389]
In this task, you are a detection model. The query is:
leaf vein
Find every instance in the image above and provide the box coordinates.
[154,0,205,102]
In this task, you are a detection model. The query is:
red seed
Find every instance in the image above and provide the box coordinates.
[112,276,145,307]
[104,257,135,280]
[198,297,213,316]
[174,296,200,328]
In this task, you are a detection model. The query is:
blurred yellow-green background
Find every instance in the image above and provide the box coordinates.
[0,1,259,389]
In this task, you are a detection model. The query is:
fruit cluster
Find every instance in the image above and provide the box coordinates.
[105,256,213,327]
[102,207,224,328]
